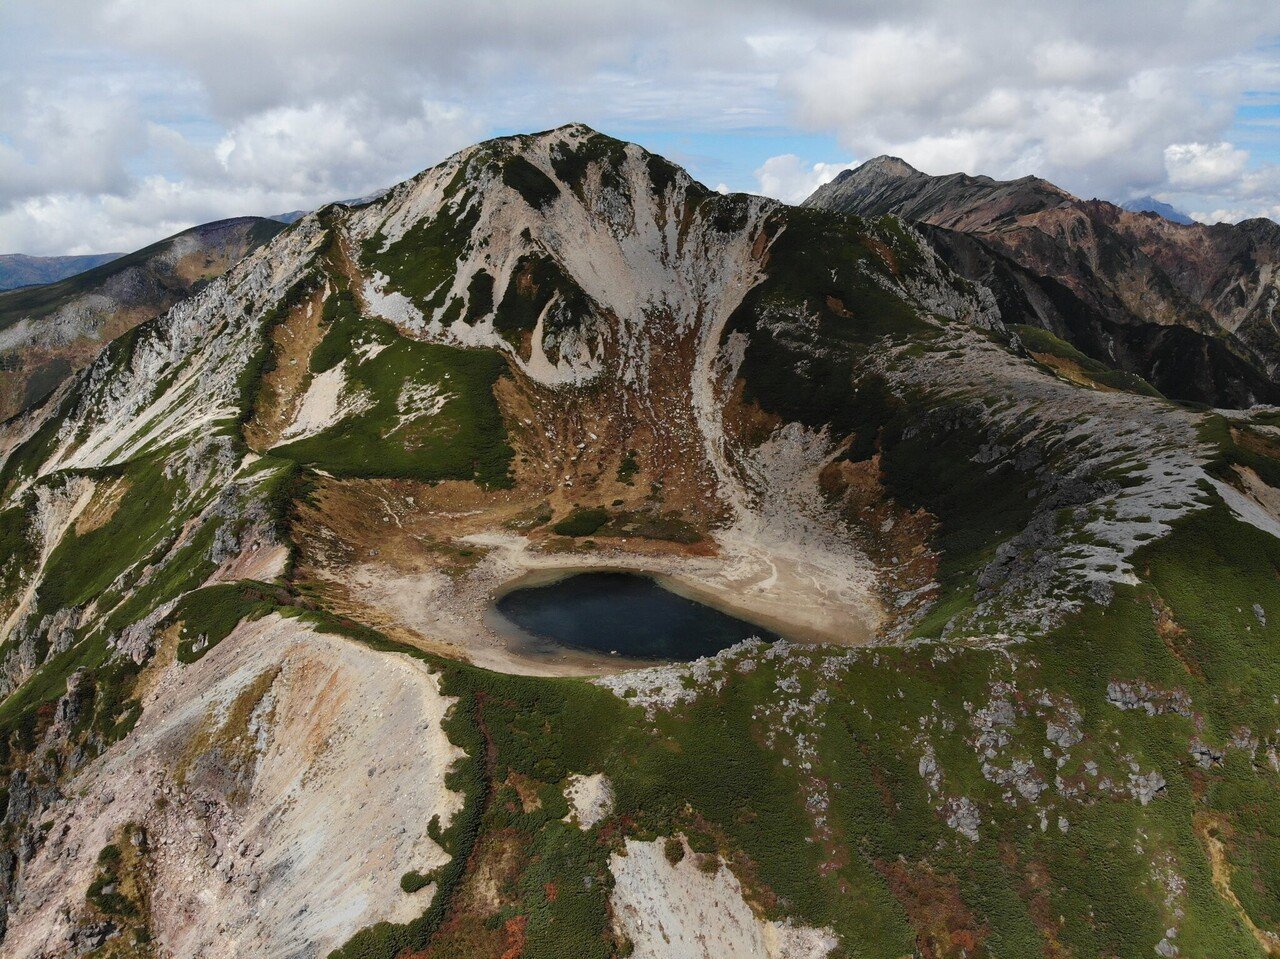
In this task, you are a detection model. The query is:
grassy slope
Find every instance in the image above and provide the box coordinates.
[0,256,308,784]
[1015,324,1166,399]
[270,288,513,487]
[0,456,211,756]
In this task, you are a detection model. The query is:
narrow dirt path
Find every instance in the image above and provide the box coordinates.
[1196,812,1280,956]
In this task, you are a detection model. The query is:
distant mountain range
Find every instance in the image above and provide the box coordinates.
[0,253,122,292]
[0,190,387,295]
[269,188,388,224]
[0,187,1197,297]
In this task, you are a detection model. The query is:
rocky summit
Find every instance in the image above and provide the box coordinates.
[1,124,1280,959]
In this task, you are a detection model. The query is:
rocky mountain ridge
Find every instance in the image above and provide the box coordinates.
[807,156,1280,406]
[0,217,284,421]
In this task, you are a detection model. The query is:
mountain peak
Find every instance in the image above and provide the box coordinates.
[825,156,921,191]
[854,155,922,179]
[485,122,615,153]
[545,121,602,138]
[806,154,1072,221]
[1120,195,1195,226]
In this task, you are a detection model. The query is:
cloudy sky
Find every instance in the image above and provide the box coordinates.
[3,0,1280,255]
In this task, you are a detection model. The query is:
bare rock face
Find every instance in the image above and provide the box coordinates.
[1190,740,1226,769]
[563,773,615,829]
[807,157,1280,407]
[1106,680,1193,718]
[806,156,1072,232]
[942,797,982,841]
[1129,770,1168,806]
[609,837,837,959]
[2,615,464,959]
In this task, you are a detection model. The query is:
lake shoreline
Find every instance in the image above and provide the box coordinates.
[487,569,784,665]
[485,562,850,651]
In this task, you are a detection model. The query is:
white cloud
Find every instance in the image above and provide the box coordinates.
[1167,160,1280,224]
[0,84,146,202]
[0,180,281,256]
[213,98,481,195]
[1032,40,1106,85]
[0,96,479,256]
[754,154,854,204]
[1164,141,1249,190]
[786,26,973,130]
[774,1,1278,200]
[1,0,1279,253]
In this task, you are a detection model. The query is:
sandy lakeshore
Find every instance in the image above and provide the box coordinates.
[338,525,881,677]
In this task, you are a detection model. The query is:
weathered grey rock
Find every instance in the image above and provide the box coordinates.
[109,600,176,664]
[1046,717,1083,749]
[0,606,82,700]
[1106,680,1191,718]
[68,919,117,956]
[1130,770,1167,805]
[52,670,92,733]
[1012,758,1047,800]
[943,797,981,841]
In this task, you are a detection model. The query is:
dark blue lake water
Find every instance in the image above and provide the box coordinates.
[493,571,780,661]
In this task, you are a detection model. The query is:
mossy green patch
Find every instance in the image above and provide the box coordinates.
[359,171,477,316]
[466,269,495,319]
[274,309,513,488]
[502,155,561,211]
[33,456,189,617]
[492,252,594,351]
[170,583,277,663]
[616,449,639,484]
[551,508,609,537]
[727,207,933,435]
[0,500,35,599]
[309,288,366,374]
[548,133,630,197]
[1015,324,1165,399]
